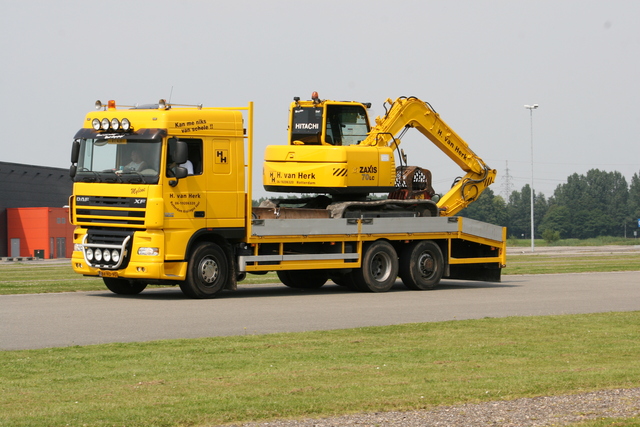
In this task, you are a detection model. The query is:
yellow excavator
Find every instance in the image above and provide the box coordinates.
[262,92,496,217]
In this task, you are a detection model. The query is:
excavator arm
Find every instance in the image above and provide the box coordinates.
[362,97,496,216]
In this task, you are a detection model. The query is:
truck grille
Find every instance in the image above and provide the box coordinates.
[75,196,147,227]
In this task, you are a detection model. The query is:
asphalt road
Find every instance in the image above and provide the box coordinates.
[2,271,640,350]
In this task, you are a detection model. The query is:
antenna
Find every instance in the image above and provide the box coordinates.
[168,86,174,104]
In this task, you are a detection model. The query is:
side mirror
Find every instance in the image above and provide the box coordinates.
[169,166,188,187]
[167,138,189,186]
[174,166,188,179]
[71,139,81,164]
[172,140,188,164]
[70,139,81,177]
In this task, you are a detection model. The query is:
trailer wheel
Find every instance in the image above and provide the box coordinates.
[180,242,228,299]
[399,240,444,290]
[351,240,399,292]
[103,278,147,295]
[277,270,328,289]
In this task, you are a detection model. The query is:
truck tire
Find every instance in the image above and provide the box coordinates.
[103,277,147,295]
[277,270,328,289]
[180,242,228,299]
[351,240,399,292]
[399,240,443,290]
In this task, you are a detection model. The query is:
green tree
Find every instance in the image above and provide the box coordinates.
[506,186,529,239]
[552,169,628,238]
[505,185,547,239]
[542,228,560,243]
[540,204,571,238]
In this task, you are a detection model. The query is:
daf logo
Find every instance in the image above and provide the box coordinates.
[76,196,89,202]
[134,198,145,204]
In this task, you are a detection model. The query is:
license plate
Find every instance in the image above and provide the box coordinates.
[99,270,118,278]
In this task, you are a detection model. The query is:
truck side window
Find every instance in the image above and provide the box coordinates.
[167,138,203,176]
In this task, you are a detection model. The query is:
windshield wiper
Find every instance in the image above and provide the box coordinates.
[119,170,145,184]
[101,170,123,183]
[79,170,100,182]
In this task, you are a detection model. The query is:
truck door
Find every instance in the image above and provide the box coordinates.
[163,138,207,256]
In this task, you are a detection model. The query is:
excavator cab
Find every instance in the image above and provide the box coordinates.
[289,94,371,146]
[264,93,396,196]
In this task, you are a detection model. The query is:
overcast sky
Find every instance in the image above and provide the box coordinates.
[1,0,638,200]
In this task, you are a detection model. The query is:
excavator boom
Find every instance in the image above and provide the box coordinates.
[362,97,496,215]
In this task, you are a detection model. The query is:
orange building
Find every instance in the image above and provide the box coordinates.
[6,207,75,258]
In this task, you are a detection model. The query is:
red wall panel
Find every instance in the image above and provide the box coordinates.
[7,207,74,258]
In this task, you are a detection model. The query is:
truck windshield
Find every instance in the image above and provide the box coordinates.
[74,139,162,184]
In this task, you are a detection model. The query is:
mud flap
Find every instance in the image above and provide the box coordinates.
[447,263,502,282]
[223,244,238,291]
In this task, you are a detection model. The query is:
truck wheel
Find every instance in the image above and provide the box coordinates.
[351,240,399,292]
[180,242,228,299]
[399,240,444,290]
[277,270,328,289]
[103,278,147,295]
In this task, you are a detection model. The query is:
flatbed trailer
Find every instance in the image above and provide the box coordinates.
[243,216,504,276]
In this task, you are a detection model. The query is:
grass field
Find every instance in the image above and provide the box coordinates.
[507,253,640,274]
[1,312,639,426]
[507,236,640,247]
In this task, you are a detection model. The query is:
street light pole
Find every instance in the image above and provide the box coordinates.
[524,104,538,252]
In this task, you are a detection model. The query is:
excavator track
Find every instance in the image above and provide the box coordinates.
[255,197,438,219]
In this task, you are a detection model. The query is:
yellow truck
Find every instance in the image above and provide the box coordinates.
[69,97,506,298]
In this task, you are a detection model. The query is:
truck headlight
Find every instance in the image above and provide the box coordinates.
[138,247,159,256]
[86,247,94,261]
[111,250,120,263]
[74,244,83,252]
[94,248,102,261]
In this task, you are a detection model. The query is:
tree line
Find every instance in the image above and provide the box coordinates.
[460,169,640,240]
